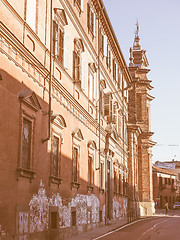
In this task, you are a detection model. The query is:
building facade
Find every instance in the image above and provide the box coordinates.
[0,0,132,239]
[0,0,155,239]
[154,160,180,201]
[153,166,177,209]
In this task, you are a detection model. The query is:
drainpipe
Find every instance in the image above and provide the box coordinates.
[42,0,52,143]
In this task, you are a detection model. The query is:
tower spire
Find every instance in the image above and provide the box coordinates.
[133,18,141,50]
[135,18,139,38]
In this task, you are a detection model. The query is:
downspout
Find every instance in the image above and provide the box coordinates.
[42,0,52,143]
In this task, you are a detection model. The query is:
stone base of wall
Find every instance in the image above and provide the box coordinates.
[139,201,155,216]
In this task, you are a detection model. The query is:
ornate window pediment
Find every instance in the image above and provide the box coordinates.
[100,79,106,90]
[54,8,68,27]
[74,38,84,53]
[51,114,67,129]
[72,128,84,141]
[113,158,119,167]
[88,63,97,73]
[19,89,41,112]
[87,140,97,150]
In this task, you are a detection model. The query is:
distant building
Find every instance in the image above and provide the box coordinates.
[153,166,177,209]
[154,161,180,201]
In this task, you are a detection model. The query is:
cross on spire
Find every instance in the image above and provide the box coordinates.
[135,18,139,38]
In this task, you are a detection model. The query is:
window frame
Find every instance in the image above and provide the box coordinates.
[100,161,104,192]
[87,2,96,38]
[17,111,35,181]
[72,144,80,189]
[53,20,64,65]
[49,132,62,187]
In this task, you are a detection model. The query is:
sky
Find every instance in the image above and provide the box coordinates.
[103,0,180,162]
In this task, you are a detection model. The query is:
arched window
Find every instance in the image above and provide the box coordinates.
[71,128,84,189]
[50,115,67,187]
[73,38,84,84]
[87,140,97,192]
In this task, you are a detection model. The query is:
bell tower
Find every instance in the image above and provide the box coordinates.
[128,20,156,216]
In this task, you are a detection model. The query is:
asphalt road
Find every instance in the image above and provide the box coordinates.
[94,211,180,240]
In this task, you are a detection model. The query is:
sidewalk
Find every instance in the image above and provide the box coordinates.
[68,217,128,240]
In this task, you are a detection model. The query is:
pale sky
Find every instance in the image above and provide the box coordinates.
[103,0,180,162]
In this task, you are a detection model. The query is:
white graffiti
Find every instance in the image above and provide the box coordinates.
[29,180,49,233]
[29,180,125,233]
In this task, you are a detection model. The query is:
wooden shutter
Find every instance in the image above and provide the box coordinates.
[104,93,110,116]
[77,55,81,82]
[81,0,84,11]
[113,103,117,124]
[104,35,107,57]
[53,21,58,57]
[104,93,112,121]
[73,51,76,81]
[118,115,121,136]
[113,59,116,79]
[87,3,90,29]
[116,63,119,82]
[93,12,96,36]
[58,29,64,64]
[81,58,86,90]
[64,32,69,69]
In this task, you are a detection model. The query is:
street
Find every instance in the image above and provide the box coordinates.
[93,210,180,240]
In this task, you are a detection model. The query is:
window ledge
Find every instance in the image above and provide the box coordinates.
[71,181,80,189]
[17,167,36,182]
[49,175,62,187]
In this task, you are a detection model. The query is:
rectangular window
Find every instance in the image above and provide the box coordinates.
[73,51,81,82]
[118,114,121,137]
[100,162,104,189]
[88,155,93,185]
[87,3,95,36]
[52,136,59,177]
[113,59,117,81]
[106,45,111,69]
[99,30,104,54]
[113,104,117,125]
[123,177,125,196]
[165,178,168,184]
[99,90,104,116]
[119,173,121,195]
[118,69,122,90]
[89,72,94,101]
[104,93,112,123]
[26,0,37,32]
[22,118,32,169]
[72,147,78,182]
[53,21,64,64]
[114,171,117,193]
